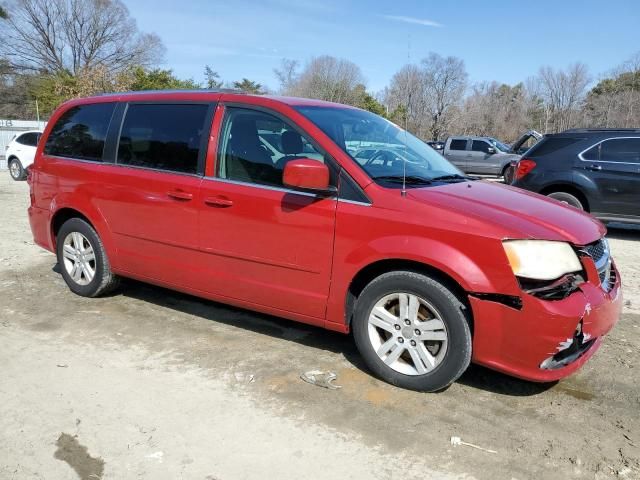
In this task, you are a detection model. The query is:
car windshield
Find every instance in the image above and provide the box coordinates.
[295,106,465,187]
[488,138,511,152]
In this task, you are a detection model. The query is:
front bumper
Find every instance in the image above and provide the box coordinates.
[470,260,622,382]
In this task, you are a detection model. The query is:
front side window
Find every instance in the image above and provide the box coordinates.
[296,106,464,188]
[44,103,115,161]
[218,107,325,187]
[471,140,491,153]
[117,104,209,174]
[487,138,511,152]
[599,138,640,163]
[449,139,467,150]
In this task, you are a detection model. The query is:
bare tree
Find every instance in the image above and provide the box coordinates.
[422,53,468,140]
[282,55,365,105]
[384,53,467,139]
[384,64,429,135]
[273,58,299,94]
[536,63,590,132]
[0,0,164,74]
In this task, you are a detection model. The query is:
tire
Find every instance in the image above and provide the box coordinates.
[9,158,25,181]
[352,271,472,392]
[56,218,119,297]
[547,191,584,211]
[502,164,513,184]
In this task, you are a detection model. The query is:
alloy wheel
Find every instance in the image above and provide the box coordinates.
[367,292,449,375]
[9,160,21,179]
[61,232,96,286]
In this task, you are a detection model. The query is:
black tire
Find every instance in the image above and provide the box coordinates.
[56,218,119,297]
[8,158,25,181]
[547,191,584,211]
[352,271,472,392]
[502,164,513,184]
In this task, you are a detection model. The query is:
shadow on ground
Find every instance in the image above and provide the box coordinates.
[606,223,640,241]
[108,276,555,397]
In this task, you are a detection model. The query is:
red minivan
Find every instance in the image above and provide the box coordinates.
[27,91,622,391]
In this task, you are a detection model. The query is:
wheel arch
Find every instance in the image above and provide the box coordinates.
[345,258,473,333]
[48,202,118,268]
[51,207,93,243]
[539,183,590,212]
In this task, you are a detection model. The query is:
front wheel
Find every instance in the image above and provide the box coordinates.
[352,271,472,392]
[9,158,25,181]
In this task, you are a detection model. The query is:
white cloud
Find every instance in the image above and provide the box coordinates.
[380,15,442,28]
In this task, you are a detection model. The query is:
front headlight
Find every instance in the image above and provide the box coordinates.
[503,240,582,281]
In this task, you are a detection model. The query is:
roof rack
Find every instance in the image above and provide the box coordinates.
[98,88,246,97]
[562,128,640,133]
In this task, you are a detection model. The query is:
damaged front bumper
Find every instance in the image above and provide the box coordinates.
[469,259,622,382]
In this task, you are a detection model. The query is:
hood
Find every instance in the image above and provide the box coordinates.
[495,152,521,161]
[408,181,604,245]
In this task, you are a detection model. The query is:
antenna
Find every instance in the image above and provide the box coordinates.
[401,34,411,197]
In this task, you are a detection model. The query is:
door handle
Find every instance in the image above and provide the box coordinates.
[204,196,233,208]
[167,190,193,201]
[586,164,602,171]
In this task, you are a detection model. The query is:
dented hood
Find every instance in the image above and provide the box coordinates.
[408,181,605,245]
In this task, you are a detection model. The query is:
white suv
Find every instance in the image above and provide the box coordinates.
[6,130,42,180]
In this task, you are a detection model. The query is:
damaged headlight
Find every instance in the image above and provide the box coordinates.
[503,240,582,281]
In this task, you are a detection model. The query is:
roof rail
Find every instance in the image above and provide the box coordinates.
[98,88,246,97]
[562,128,640,133]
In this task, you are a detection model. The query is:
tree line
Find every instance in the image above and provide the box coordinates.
[1,0,639,142]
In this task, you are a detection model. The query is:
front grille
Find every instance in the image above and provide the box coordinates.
[584,239,606,264]
[581,238,612,291]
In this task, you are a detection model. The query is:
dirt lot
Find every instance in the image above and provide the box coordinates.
[0,173,639,480]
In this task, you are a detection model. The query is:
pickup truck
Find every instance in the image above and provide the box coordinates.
[443,136,522,177]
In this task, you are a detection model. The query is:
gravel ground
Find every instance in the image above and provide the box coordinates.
[0,173,638,480]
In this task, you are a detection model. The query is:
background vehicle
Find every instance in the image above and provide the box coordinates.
[512,128,640,224]
[426,141,444,153]
[6,130,41,180]
[443,136,520,177]
[28,92,621,392]
[510,129,542,154]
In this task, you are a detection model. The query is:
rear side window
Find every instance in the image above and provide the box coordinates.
[471,140,491,153]
[600,138,640,163]
[16,132,40,147]
[526,137,581,157]
[117,104,209,175]
[449,139,467,150]
[44,103,115,161]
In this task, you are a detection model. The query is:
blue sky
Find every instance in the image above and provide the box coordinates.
[125,0,640,93]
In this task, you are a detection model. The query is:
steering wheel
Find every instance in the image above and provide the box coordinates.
[365,151,392,167]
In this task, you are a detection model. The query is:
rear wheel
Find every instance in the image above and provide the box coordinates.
[9,158,25,181]
[56,218,119,297]
[352,271,472,392]
[547,191,584,210]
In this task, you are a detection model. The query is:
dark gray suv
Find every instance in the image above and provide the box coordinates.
[512,129,640,224]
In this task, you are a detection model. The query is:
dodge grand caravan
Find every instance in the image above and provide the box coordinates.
[27,91,622,392]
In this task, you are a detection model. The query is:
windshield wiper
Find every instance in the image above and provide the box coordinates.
[430,174,473,182]
[372,175,433,185]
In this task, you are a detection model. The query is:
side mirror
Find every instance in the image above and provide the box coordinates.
[283,158,336,195]
[486,146,496,154]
